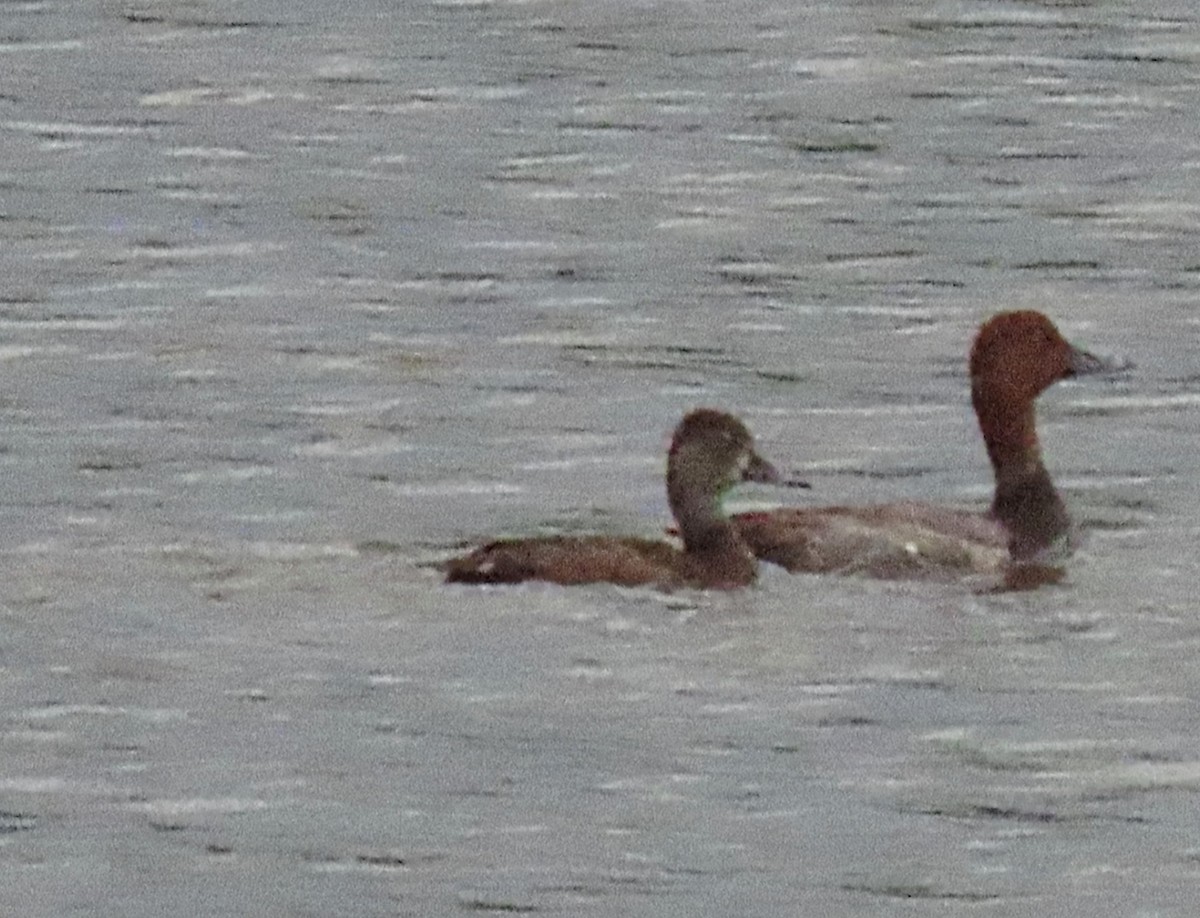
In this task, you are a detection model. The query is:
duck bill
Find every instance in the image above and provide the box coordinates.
[741,451,782,485]
[740,451,810,489]
[1066,344,1123,377]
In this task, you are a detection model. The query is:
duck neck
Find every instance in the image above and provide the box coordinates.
[667,470,747,558]
[975,392,1069,559]
[670,489,757,586]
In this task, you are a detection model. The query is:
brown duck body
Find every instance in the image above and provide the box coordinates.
[733,311,1111,581]
[444,531,758,590]
[444,409,781,590]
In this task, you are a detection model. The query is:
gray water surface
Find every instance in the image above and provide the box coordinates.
[3,1,1200,915]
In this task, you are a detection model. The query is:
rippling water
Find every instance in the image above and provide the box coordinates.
[3,1,1200,915]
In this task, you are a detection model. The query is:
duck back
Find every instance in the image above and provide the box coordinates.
[445,535,681,587]
[734,502,1007,580]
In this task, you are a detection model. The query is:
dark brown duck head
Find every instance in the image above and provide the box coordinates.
[968,310,1110,561]
[667,408,781,555]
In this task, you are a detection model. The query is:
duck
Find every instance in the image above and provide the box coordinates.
[732,310,1113,581]
[444,409,786,590]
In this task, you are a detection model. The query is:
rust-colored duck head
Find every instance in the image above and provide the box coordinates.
[969,310,1106,409]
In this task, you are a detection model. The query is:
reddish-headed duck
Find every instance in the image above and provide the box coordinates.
[733,310,1112,581]
[445,409,785,590]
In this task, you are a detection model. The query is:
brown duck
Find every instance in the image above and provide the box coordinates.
[444,409,784,589]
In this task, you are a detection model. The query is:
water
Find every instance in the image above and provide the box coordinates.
[2,1,1200,915]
